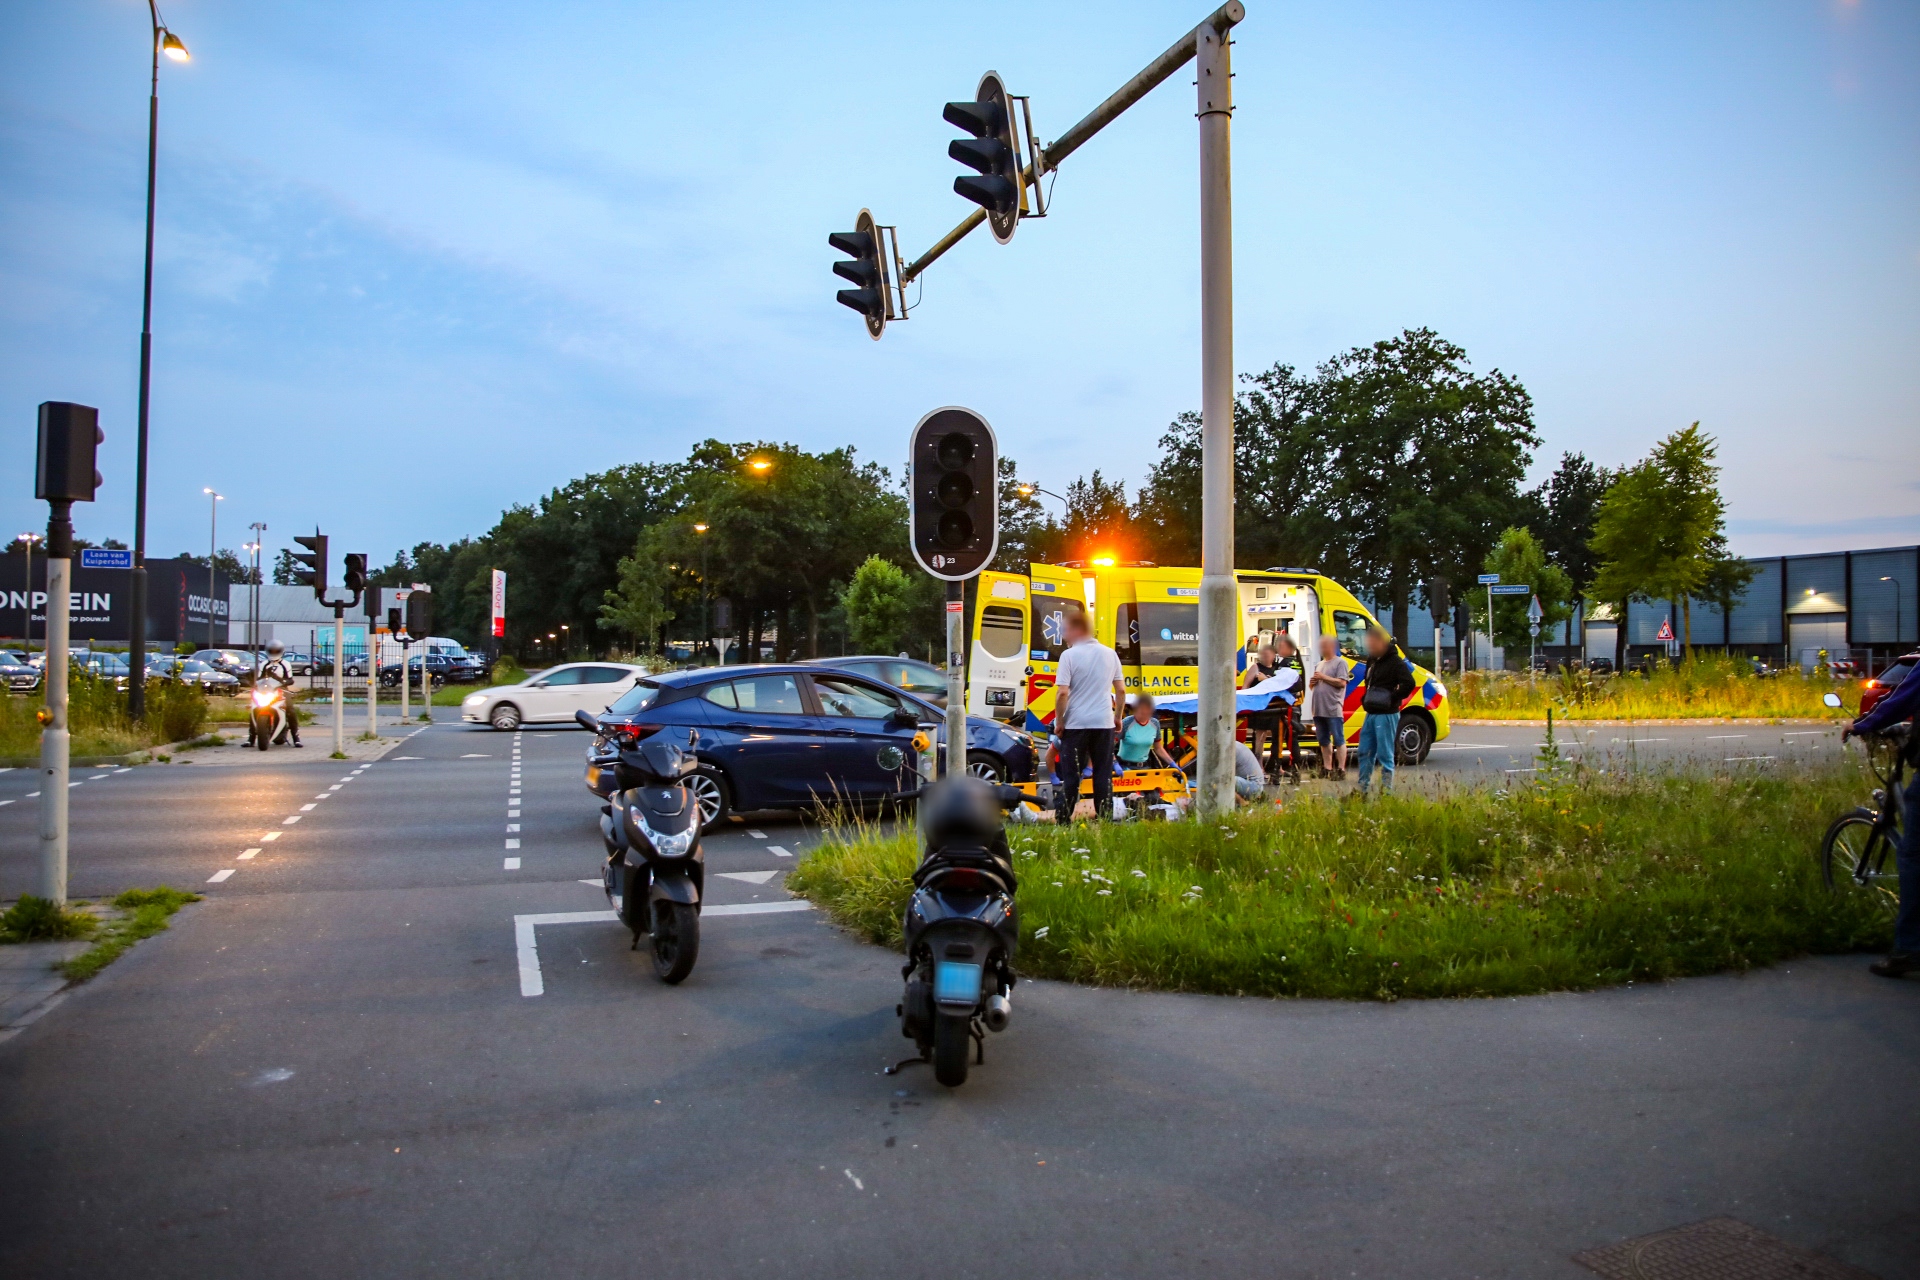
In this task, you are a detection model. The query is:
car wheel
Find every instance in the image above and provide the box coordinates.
[490,703,522,731]
[965,750,1006,783]
[1395,712,1434,765]
[688,767,730,831]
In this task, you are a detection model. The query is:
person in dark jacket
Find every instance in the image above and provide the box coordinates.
[1353,626,1415,796]
[1846,667,1920,978]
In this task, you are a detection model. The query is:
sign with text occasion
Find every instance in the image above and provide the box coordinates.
[491,569,506,638]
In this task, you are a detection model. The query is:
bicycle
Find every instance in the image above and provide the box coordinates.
[1819,696,1908,915]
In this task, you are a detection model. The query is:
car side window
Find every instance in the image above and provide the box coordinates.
[700,682,737,710]
[812,675,903,719]
[542,667,585,686]
[582,666,628,684]
[1881,661,1911,689]
[1331,610,1370,659]
[730,674,808,715]
[884,660,947,698]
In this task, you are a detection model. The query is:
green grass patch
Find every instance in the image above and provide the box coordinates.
[1455,654,1849,720]
[0,895,100,943]
[56,887,201,984]
[789,763,1887,1000]
[0,671,210,760]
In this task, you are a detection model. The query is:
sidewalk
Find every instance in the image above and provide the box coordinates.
[163,719,427,767]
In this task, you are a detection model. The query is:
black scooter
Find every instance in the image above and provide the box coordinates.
[891,776,1022,1087]
[578,710,706,984]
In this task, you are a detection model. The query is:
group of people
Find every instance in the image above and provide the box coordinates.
[1045,609,1417,824]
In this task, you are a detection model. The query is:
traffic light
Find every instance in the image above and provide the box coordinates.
[405,588,433,640]
[387,606,404,637]
[342,553,367,601]
[908,406,998,580]
[828,209,889,340]
[35,402,103,504]
[292,531,327,601]
[944,72,1021,244]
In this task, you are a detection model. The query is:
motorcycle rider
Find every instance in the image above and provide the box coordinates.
[1844,664,1920,978]
[250,640,303,748]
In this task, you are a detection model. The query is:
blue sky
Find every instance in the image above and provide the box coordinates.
[3,0,1916,571]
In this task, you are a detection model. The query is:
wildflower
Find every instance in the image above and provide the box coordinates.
[1096,889,1112,897]
[1131,869,1146,878]
[1033,926,1050,939]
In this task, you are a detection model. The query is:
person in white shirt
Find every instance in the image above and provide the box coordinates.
[1050,609,1125,823]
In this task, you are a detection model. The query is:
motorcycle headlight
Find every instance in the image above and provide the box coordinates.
[640,818,697,859]
[250,689,273,707]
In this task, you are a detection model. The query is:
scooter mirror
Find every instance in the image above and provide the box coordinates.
[574,709,600,731]
[1823,692,1843,709]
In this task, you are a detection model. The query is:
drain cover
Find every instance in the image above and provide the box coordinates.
[1574,1217,1878,1280]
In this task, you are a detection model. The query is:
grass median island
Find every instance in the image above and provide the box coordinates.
[1,887,201,984]
[0,672,209,763]
[788,762,1886,1000]
[1453,654,1849,721]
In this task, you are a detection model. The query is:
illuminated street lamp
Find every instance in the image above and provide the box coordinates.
[202,487,222,650]
[15,532,43,651]
[693,522,711,663]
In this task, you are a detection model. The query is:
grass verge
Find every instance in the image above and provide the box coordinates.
[56,888,201,983]
[1454,654,1851,720]
[789,762,1887,1000]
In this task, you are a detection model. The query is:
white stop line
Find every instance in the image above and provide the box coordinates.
[513,902,813,996]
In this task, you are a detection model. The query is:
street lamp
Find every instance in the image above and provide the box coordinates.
[747,457,773,474]
[560,623,570,659]
[15,532,42,651]
[1015,481,1067,508]
[693,522,710,663]
[128,4,191,721]
[202,488,222,651]
[248,520,265,672]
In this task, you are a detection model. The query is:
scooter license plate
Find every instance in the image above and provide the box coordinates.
[933,961,983,1007]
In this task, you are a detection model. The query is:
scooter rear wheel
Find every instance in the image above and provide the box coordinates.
[933,1013,971,1087]
[651,900,700,984]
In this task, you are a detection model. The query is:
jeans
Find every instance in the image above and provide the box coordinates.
[1355,712,1398,795]
[1055,727,1114,823]
[1897,767,1920,955]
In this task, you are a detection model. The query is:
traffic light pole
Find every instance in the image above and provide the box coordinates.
[38,501,74,904]
[946,581,966,779]
[332,606,346,757]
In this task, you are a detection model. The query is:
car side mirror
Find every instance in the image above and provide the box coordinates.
[884,708,916,731]
[531,679,547,688]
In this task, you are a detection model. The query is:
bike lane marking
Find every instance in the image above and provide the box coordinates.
[513,902,815,996]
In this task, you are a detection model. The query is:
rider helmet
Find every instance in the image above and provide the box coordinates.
[267,640,285,656]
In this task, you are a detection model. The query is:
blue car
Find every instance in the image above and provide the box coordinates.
[583,663,1036,827]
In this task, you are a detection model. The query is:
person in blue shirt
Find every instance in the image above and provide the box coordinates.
[1846,667,1920,978]
[1116,694,1178,772]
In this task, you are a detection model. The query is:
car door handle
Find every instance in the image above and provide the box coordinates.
[825,729,855,737]
[723,723,750,732]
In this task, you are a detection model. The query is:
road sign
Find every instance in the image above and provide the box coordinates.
[80,548,131,570]
[1491,583,1529,596]
[1656,617,1674,641]
[1477,573,1500,585]
[1526,594,1543,622]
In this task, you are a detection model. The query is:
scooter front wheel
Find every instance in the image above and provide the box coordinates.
[651,900,700,984]
[933,1013,971,1087]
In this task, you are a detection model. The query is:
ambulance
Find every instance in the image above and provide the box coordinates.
[966,562,1450,765]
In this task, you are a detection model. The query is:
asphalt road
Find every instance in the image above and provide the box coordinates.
[0,714,1914,1279]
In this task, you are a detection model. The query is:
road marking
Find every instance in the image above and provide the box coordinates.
[283,815,301,825]
[0,800,10,807]
[1726,755,1776,762]
[114,768,131,773]
[300,804,317,812]
[768,846,794,858]
[238,848,260,860]
[461,753,490,758]
[504,857,521,870]
[1780,731,1826,737]
[328,784,343,791]
[1706,734,1747,740]
[1611,737,1667,743]
[25,791,39,798]
[506,838,521,849]
[515,902,814,996]
[68,781,83,788]
[508,809,521,818]
[90,773,110,780]
[748,829,768,839]
[207,869,235,883]
[260,831,281,842]
[393,755,423,760]
[719,870,780,884]
[507,823,521,832]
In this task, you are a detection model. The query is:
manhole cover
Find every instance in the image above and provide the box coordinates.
[1574,1217,1878,1280]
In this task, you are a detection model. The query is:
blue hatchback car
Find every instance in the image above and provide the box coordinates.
[583,663,1036,827]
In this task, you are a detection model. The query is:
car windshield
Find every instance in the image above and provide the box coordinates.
[182,661,211,673]
[606,681,662,716]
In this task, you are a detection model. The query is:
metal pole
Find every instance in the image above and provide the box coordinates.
[399,633,409,727]
[332,608,345,755]
[206,491,219,651]
[39,502,74,904]
[129,14,163,721]
[945,580,967,779]
[1193,8,1240,818]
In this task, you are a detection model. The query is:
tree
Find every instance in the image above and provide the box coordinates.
[1059,471,1132,563]
[1473,527,1573,656]
[599,525,676,653]
[1312,329,1539,640]
[992,456,1053,572]
[1699,554,1758,651]
[842,555,917,653]
[1587,423,1731,660]
[271,548,300,585]
[1525,452,1614,597]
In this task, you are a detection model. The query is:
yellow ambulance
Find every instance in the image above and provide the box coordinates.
[966,562,1450,764]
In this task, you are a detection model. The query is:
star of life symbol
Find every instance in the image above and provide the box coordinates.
[1042,609,1066,648]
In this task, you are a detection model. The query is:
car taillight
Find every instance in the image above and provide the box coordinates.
[613,724,663,747]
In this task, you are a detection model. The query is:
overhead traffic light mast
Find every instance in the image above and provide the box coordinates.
[944,73,1024,244]
[827,209,901,340]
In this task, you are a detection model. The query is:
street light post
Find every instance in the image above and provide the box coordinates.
[693,522,710,663]
[15,533,41,651]
[248,521,265,672]
[128,7,189,721]
[202,488,222,651]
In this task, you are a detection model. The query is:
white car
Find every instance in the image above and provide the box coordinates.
[461,661,649,731]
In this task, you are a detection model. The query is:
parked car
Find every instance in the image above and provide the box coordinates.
[460,661,647,729]
[342,652,374,677]
[149,656,241,694]
[802,655,950,706]
[379,652,464,688]
[190,649,258,681]
[281,650,315,676]
[1,650,41,693]
[75,651,131,690]
[1860,651,1916,720]
[582,664,1036,827]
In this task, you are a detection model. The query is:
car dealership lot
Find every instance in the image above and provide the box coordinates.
[0,715,1910,1278]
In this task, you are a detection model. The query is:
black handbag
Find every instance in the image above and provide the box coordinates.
[1361,683,1395,714]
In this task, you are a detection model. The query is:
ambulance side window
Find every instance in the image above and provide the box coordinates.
[1030,599,1083,663]
[979,605,1025,660]
[1115,604,1141,666]
[1331,610,1370,659]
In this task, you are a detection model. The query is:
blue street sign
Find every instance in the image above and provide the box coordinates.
[1490,583,1530,596]
[1476,573,1500,585]
[80,548,133,570]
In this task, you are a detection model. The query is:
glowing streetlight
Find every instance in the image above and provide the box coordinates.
[202,488,223,650]
[747,457,773,474]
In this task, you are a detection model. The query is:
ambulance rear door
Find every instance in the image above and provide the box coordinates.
[968,571,1031,721]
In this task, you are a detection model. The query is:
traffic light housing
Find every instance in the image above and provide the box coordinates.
[292,531,327,601]
[36,402,104,505]
[387,606,404,637]
[342,553,367,602]
[828,209,889,340]
[908,406,998,581]
[405,588,433,640]
[944,72,1021,244]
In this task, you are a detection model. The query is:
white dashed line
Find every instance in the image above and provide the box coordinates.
[90,773,110,780]
[507,823,520,833]
[0,800,10,807]
[238,848,260,860]
[504,857,521,870]
[1706,734,1747,740]
[748,830,767,839]
[207,869,235,883]
[260,831,281,842]
[719,870,780,884]
[1726,755,1776,762]
[506,838,521,849]
[283,815,301,825]
[768,846,793,858]
[508,809,521,818]
[68,781,82,788]
[299,804,316,812]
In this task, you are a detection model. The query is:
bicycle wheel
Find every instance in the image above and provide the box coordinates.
[1821,807,1900,914]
